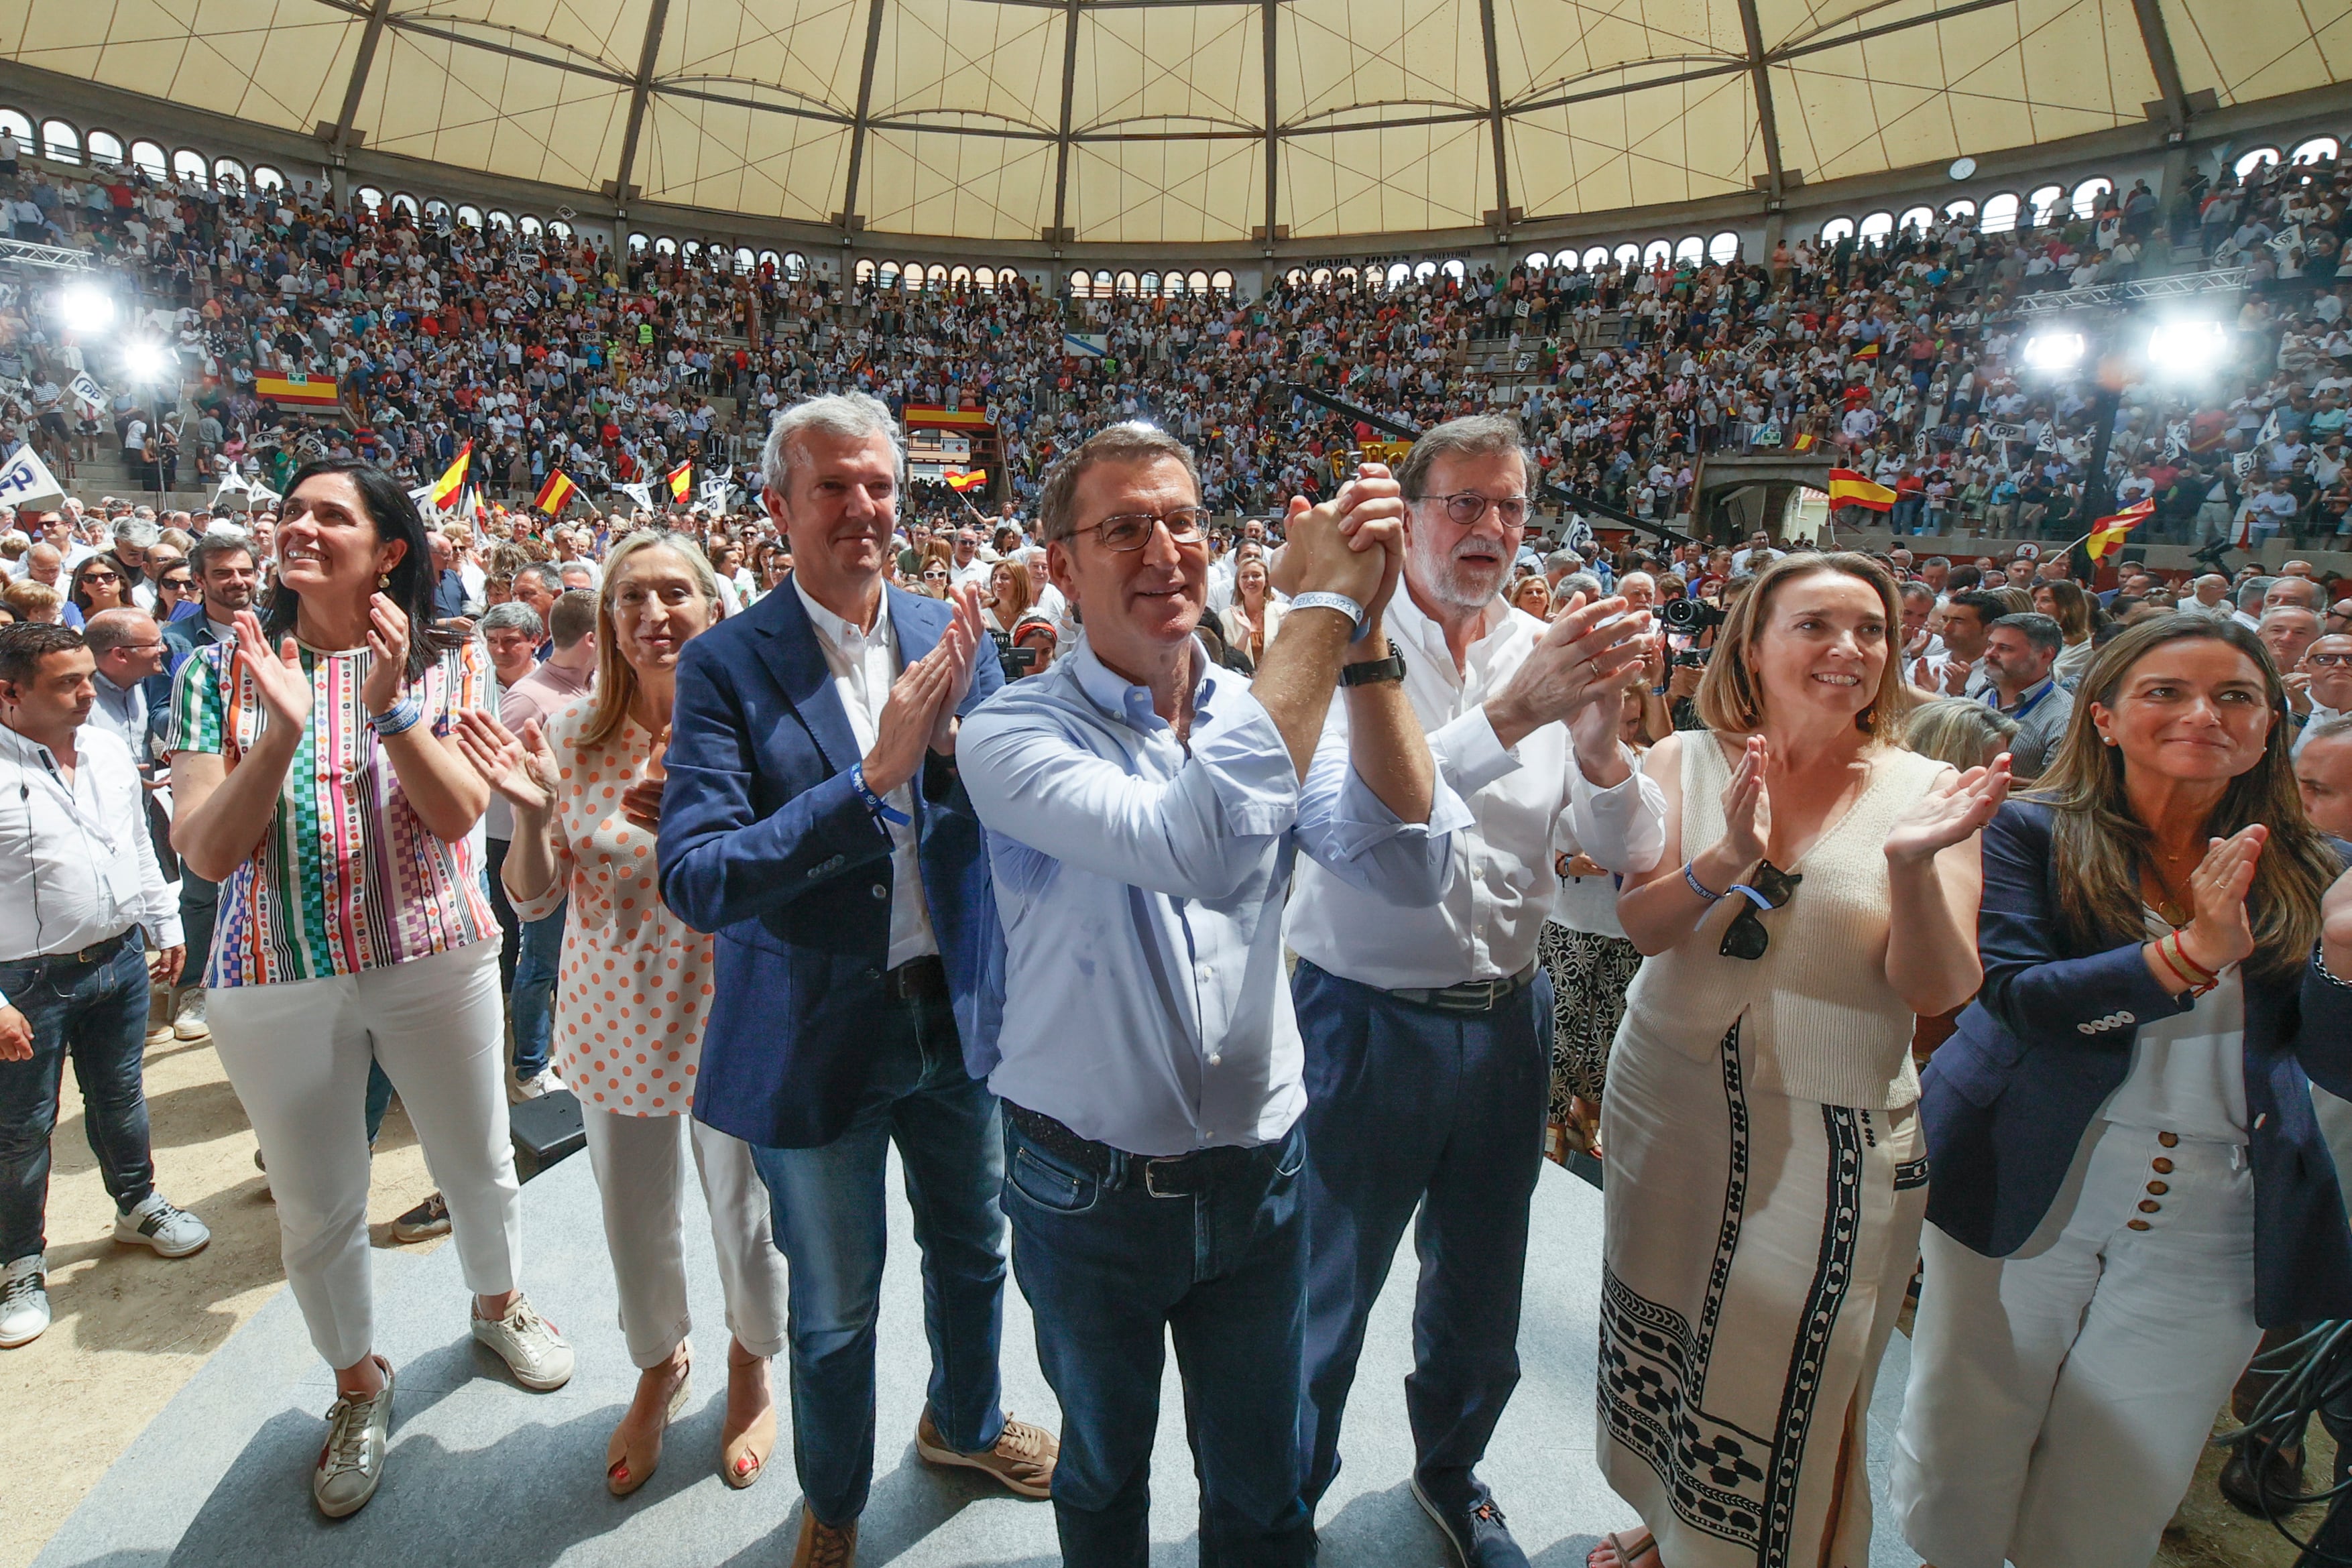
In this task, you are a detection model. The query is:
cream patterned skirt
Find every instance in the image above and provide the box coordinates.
[1596,1020,1928,1568]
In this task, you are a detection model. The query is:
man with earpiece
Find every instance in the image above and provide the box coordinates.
[0,622,210,1353]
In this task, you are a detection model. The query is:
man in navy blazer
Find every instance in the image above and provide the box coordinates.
[660,394,1053,1568]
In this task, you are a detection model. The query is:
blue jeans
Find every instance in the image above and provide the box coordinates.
[1004,1116,1313,1568]
[178,871,217,985]
[509,899,564,1081]
[747,985,1007,1526]
[1291,959,1549,1508]
[0,939,154,1265]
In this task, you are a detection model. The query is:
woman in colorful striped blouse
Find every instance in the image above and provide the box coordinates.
[167,461,571,1520]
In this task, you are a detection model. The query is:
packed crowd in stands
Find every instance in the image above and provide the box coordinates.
[3,127,2352,555]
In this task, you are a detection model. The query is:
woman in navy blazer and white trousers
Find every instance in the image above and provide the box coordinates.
[1893,613,2352,1568]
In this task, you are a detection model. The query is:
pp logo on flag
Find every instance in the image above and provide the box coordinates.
[0,444,66,507]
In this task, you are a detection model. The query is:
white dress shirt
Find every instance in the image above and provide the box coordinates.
[960,633,1469,1156]
[1286,590,1664,989]
[794,577,939,969]
[0,721,182,1003]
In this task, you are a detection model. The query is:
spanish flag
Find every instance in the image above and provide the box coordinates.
[665,462,693,504]
[534,470,578,516]
[1791,432,1817,453]
[430,442,471,511]
[255,372,341,409]
[1826,467,1896,511]
[944,469,988,493]
[1850,342,1881,361]
[2085,497,2154,560]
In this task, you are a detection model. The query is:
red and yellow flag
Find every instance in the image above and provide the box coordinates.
[665,462,693,504]
[1791,432,1817,453]
[1850,342,1881,361]
[534,470,578,516]
[1826,468,1896,511]
[943,469,989,493]
[2086,497,2154,560]
[255,373,341,408]
[430,441,472,510]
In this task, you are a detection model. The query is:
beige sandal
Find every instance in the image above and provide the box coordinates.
[719,1341,776,1490]
[605,1357,691,1497]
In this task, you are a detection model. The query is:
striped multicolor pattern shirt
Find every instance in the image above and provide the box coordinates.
[166,635,499,987]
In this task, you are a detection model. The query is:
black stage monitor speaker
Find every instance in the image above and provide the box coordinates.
[510,1089,585,1181]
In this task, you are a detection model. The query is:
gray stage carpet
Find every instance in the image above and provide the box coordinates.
[34,1150,1924,1567]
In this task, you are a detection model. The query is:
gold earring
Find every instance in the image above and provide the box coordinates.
[377,572,392,591]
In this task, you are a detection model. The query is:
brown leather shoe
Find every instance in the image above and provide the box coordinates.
[789,1508,857,1568]
[913,1406,1057,1498]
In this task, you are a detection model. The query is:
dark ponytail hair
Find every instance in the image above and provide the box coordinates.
[262,459,459,684]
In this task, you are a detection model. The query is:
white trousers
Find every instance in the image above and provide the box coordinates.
[211,941,522,1370]
[579,1107,790,1369]
[1891,1120,2259,1568]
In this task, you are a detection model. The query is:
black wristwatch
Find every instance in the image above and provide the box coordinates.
[1340,638,1407,687]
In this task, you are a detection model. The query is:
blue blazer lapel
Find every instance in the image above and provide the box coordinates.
[751,575,862,774]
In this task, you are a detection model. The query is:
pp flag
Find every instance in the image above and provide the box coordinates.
[0,443,66,509]
[665,463,693,504]
[699,475,736,512]
[2085,497,2154,560]
[430,442,472,511]
[1825,468,1896,511]
[534,470,579,516]
[616,481,655,515]
[66,372,105,419]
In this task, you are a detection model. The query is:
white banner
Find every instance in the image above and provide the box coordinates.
[1063,333,1108,359]
[1982,420,2029,444]
[0,443,66,509]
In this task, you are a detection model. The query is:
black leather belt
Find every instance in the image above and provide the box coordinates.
[886,954,948,1002]
[1002,1100,1260,1199]
[1384,963,1537,1016]
[7,928,135,971]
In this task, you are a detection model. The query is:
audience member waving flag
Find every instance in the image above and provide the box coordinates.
[430,442,472,510]
[665,462,693,504]
[2084,497,2154,559]
[534,469,578,516]
[1825,467,1896,511]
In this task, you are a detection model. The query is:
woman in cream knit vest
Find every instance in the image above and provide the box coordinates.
[1582,553,2009,1568]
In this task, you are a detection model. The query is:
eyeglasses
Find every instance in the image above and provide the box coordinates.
[2310,652,2352,667]
[1719,859,1801,961]
[1417,491,1531,528]
[1068,507,1210,553]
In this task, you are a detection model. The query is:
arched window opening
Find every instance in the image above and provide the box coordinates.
[1857,211,1895,241]
[2024,184,2064,226]
[391,192,419,217]
[1115,270,1138,295]
[925,263,947,290]
[1210,269,1234,296]
[353,185,384,214]
[1944,198,1977,221]
[974,266,997,292]
[424,198,453,226]
[40,119,79,164]
[1708,231,1740,263]
[1580,245,1609,271]
[1442,259,1466,282]
[1413,261,1438,283]
[1189,269,1210,293]
[0,110,30,147]
[681,239,703,263]
[652,235,677,257]
[2069,177,2113,219]
[875,260,900,289]
[2235,147,2282,180]
[487,209,514,232]
[518,214,543,237]
[84,130,123,168]
[128,138,166,179]
[1817,217,1856,244]
[2293,136,2341,166]
[1897,204,1935,233]
[858,258,879,284]
[216,158,249,193]
[1980,192,2020,233]
[1611,243,1641,269]
[1067,269,1090,298]
[1641,239,1672,267]
[548,220,573,241]
[1674,235,1704,263]
[172,147,206,186]
[782,251,807,279]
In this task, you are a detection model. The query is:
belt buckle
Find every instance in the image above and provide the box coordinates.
[1142,1158,1191,1199]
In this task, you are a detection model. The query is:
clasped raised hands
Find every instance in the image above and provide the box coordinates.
[1281,462,1407,622]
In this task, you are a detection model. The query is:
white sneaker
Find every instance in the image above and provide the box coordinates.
[113,1192,211,1258]
[471,1293,573,1390]
[172,986,211,1042]
[313,1358,395,1518]
[0,1256,49,1348]
[511,1067,563,1101]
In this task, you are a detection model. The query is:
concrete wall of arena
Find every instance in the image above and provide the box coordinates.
[9,58,2352,299]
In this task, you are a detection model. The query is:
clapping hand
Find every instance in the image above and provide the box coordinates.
[622,731,670,831]
[2180,825,2267,974]
[453,711,556,814]
[1885,754,2011,865]
[231,609,313,732]
[1716,735,1771,867]
[929,586,988,754]
[358,593,413,719]
[1490,592,1654,748]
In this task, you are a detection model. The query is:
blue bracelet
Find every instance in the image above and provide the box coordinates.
[851,764,911,826]
[1682,859,1725,902]
[368,697,423,739]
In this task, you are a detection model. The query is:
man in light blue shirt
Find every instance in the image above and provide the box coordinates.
[959,422,1466,1567]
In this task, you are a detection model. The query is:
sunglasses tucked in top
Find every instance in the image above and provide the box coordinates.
[1719,859,1802,961]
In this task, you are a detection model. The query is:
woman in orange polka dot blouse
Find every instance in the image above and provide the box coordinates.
[457,531,788,1499]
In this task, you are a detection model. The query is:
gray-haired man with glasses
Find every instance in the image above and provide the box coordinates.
[1285,414,1659,1566]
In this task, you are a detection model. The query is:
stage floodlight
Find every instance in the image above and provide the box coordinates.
[2019,330,2086,373]
[58,282,115,335]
